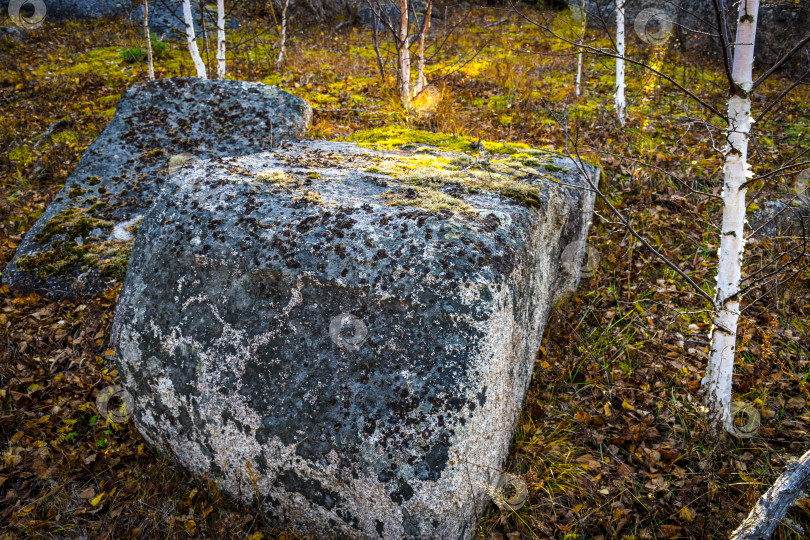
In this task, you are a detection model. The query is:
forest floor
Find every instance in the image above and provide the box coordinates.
[1,3,810,539]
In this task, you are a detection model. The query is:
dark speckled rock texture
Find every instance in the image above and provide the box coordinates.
[0,0,133,20]
[3,78,312,299]
[112,140,597,538]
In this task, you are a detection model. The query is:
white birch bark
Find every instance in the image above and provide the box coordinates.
[216,0,225,78]
[276,0,290,66]
[732,448,810,539]
[398,0,412,113]
[615,0,626,125]
[575,0,585,97]
[182,0,207,79]
[144,0,155,80]
[703,0,759,431]
[414,0,431,95]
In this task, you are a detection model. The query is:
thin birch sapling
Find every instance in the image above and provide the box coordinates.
[216,0,226,78]
[615,0,626,125]
[198,0,212,73]
[277,0,290,66]
[143,0,155,80]
[414,0,432,95]
[398,0,413,114]
[182,0,207,78]
[575,0,585,97]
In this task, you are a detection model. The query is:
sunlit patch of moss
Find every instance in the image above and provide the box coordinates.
[96,95,120,107]
[548,8,585,51]
[260,74,288,87]
[383,185,473,213]
[51,130,78,144]
[256,169,291,184]
[364,151,557,210]
[347,126,532,155]
[294,189,324,204]
[34,46,123,78]
[9,146,33,166]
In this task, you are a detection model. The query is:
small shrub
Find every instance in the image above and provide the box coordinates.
[120,35,167,64]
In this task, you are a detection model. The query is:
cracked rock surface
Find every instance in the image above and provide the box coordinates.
[4,78,311,298]
[113,139,597,538]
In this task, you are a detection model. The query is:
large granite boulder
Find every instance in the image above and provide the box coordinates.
[3,78,312,298]
[0,0,133,20]
[112,138,597,538]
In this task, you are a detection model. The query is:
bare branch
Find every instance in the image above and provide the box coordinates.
[752,33,810,90]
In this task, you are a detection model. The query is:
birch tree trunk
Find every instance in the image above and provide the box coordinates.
[732,448,810,539]
[371,4,385,81]
[575,0,585,97]
[398,0,412,114]
[198,0,211,74]
[615,0,626,125]
[276,0,290,66]
[216,0,225,78]
[414,0,431,95]
[703,0,760,431]
[182,0,207,78]
[143,0,155,80]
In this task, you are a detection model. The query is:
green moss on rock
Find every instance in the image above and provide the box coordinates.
[34,208,113,244]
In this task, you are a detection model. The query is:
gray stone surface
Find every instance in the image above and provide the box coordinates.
[0,0,134,20]
[112,139,597,538]
[129,0,239,40]
[751,198,810,238]
[356,0,440,30]
[3,78,312,298]
[0,26,27,42]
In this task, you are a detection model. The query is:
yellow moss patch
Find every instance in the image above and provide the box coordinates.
[347,126,533,155]
[256,169,291,184]
[383,185,474,213]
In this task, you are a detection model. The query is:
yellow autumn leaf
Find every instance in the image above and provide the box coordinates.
[90,492,104,506]
[679,506,696,522]
[621,400,634,411]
